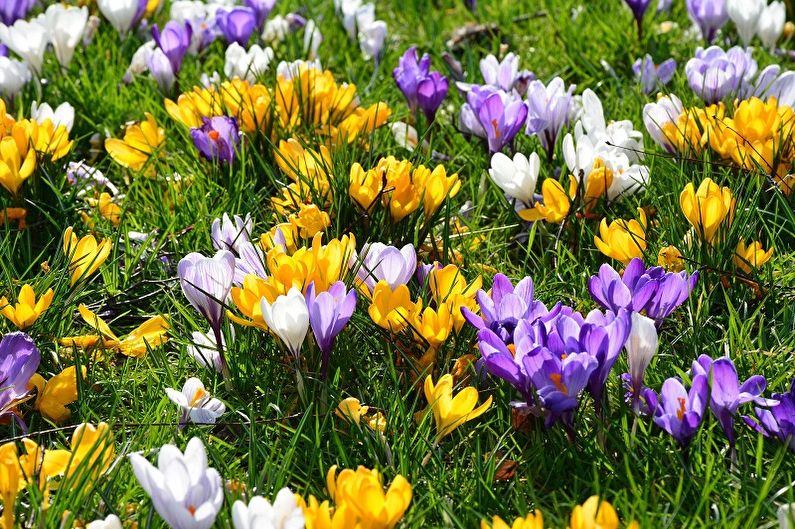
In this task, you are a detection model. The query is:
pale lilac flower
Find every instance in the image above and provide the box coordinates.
[642,93,685,153]
[479,53,534,94]
[524,77,575,160]
[147,48,176,92]
[211,213,252,253]
[244,0,276,29]
[356,243,417,291]
[625,313,658,413]
[685,45,757,104]
[165,377,225,429]
[687,0,729,43]
[129,438,224,529]
[306,281,356,378]
[633,55,677,95]
[152,20,192,74]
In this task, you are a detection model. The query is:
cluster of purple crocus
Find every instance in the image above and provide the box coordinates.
[0,332,41,430]
[190,116,241,164]
[393,47,450,123]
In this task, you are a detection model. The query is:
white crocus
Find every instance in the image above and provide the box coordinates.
[97,0,142,36]
[31,101,75,132]
[727,0,765,45]
[488,152,539,205]
[231,488,305,529]
[262,15,291,46]
[276,59,322,80]
[0,17,48,75]
[758,1,786,50]
[165,377,225,428]
[123,40,156,83]
[224,43,274,83]
[129,438,224,529]
[260,287,309,358]
[341,0,369,40]
[187,328,232,373]
[86,515,123,529]
[358,20,387,62]
[626,312,659,391]
[43,4,89,67]
[303,19,323,58]
[642,93,684,153]
[0,57,31,98]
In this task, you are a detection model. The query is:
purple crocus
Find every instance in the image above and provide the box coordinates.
[686,0,729,44]
[588,258,698,326]
[306,281,357,378]
[744,379,795,451]
[685,46,757,104]
[190,116,240,164]
[244,0,276,29]
[624,0,654,38]
[0,332,40,427]
[462,273,560,346]
[152,20,192,74]
[147,48,176,92]
[645,374,709,447]
[459,86,528,153]
[478,53,534,94]
[177,250,236,374]
[356,243,417,291]
[633,55,677,95]
[0,0,34,25]
[524,77,575,161]
[216,7,257,46]
[417,72,449,123]
[708,357,777,446]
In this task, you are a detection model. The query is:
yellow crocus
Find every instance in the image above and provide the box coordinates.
[0,284,54,330]
[349,162,384,213]
[657,245,684,272]
[415,164,460,218]
[594,208,647,265]
[481,512,545,529]
[422,373,492,441]
[0,127,36,196]
[289,203,331,239]
[230,274,279,329]
[29,365,86,423]
[368,281,421,333]
[679,178,735,244]
[733,240,774,274]
[428,264,482,332]
[412,303,453,350]
[326,465,412,529]
[24,119,73,160]
[63,226,112,286]
[297,494,359,529]
[275,138,332,186]
[336,397,386,433]
[105,113,165,172]
[568,496,637,529]
[518,178,572,224]
[0,442,22,529]
[59,304,168,358]
[387,166,422,222]
[96,193,122,226]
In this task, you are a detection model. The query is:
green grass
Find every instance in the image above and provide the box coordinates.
[1,0,795,528]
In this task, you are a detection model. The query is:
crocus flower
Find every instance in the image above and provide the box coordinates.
[733,240,774,273]
[147,48,176,92]
[459,86,528,153]
[708,357,776,445]
[417,71,449,123]
[97,0,147,36]
[165,377,225,429]
[190,116,240,164]
[0,56,30,98]
[0,332,40,422]
[306,281,356,378]
[260,287,310,358]
[479,52,534,94]
[323,465,413,528]
[67,161,118,195]
[687,0,729,44]
[177,250,236,354]
[727,0,765,45]
[758,1,786,49]
[488,151,540,204]
[645,374,709,447]
[216,7,257,46]
[0,284,54,330]
[303,19,323,58]
[0,0,34,25]
[685,46,756,103]
[63,226,112,286]
[29,365,85,423]
[744,378,795,451]
[625,313,658,412]
[422,373,492,441]
[32,101,75,133]
[356,242,417,292]
[152,20,192,74]
[232,488,305,529]
[588,258,698,325]
[0,17,48,74]
[42,4,89,68]
[130,437,224,529]
[524,77,575,160]
[224,42,274,82]
[243,0,276,29]
[680,177,735,243]
[633,55,677,95]
[358,19,387,63]
[86,515,123,529]
[186,329,227,373]
[594,209,648,265]
[393,46,430,112]
[624,0,654,37]
[211,213,252,253]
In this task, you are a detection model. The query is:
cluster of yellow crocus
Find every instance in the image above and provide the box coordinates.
[734,240,774,273]
[230,233,357,329]
[336,397,387,433]
[0,283,54,330]
[421,374,492,442]
[299,465,412,529]
[666,97,795,194]
[679,177,735,244]
[367,264,480,367]
[594,208,647,265]
[481,496,638,529]
[80,192,123,228]
[105,113,166,172]
[0,100,73,196]
[30,365,86,423]
[0,423,114,529]
[166,68,390,146]
[63,226,113,286]
[350,157,461,223]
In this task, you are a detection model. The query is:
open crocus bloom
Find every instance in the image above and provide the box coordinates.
[165,377,225,428]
